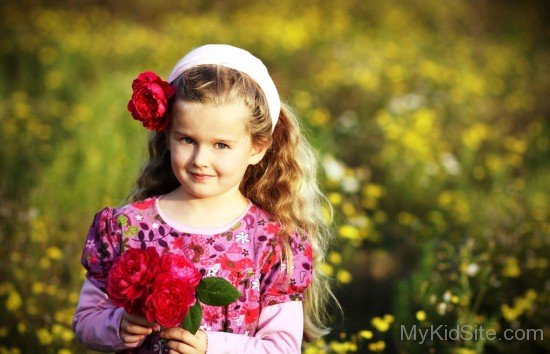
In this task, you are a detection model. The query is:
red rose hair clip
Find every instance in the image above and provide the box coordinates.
[127,71,176,132]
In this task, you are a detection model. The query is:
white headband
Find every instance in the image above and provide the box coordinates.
[167,44,281,131]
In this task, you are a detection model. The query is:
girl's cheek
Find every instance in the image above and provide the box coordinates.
[171,147,192,162]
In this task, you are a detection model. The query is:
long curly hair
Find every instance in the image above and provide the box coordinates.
[130,65,338,340]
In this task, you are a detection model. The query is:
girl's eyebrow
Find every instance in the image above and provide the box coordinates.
[216,138,239,143]
[173,131,239,143]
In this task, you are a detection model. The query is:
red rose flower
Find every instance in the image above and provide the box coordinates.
[159,253,201,288]
[144,273,196,328]
[127,71,176,132]
[105,247,239,334]
[106,247,159,315]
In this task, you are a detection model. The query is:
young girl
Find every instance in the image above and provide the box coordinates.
[73,44,336,353]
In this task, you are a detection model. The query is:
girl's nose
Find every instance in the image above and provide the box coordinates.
[192,146,209,167]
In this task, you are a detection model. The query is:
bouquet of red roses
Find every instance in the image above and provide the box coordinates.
[106,247,240,333]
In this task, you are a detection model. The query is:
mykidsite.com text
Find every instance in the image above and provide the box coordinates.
[401,324,544,344]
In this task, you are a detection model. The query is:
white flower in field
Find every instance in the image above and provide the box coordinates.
[341,176,360,193]
[388,94,425,114]
[443,290,452,302]
[152,222,159,229]
[322,155,345,182]
[437,302,447,315]
[441,152,461,175]
[466,263,480,277]
[349,215,369,228]
[235,232,250,244]
[135,215,143,221]
[338,110,358,130]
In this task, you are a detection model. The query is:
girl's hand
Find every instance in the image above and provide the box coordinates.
[160,328,207,354]
[119,311,159,348]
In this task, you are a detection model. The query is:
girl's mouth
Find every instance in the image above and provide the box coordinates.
[189,171,213,182]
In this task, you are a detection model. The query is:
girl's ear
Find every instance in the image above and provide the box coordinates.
[248,142,269,166]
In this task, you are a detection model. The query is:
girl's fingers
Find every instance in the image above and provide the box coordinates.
[123,321,153,335]
[161,328,199,347]
[166,341,195,354]
[120,333,146,345]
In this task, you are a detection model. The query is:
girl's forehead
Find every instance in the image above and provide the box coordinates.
[171,101,250,137]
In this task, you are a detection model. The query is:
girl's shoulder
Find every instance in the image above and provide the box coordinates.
[108,196,159,221]
[243,202,276,225]
[244,204,310,253]
[115,196,158,214]
[238,203,284,238]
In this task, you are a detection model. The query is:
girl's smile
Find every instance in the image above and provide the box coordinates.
[188,171,214,182]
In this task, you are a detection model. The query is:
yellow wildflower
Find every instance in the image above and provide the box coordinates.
[368,340,386,352]
[329,252,342,265]
[342,202,356,216]
[502,257,520,278]
[416,310,426,321]
[501,304,520,322]
[46,247,63,260]
[359,330,373,339]
[363,184,385,198]
[32,282,45,294]
[17,323,26,334]
[320,263,334,276]
[36,328,53,345]
[371,317,390,332]
[339,225,360,240]
[337,270,352,284]
[5,289,22,312]
[328,192,343,205]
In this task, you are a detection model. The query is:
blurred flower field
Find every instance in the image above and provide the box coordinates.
[0,0,548,353]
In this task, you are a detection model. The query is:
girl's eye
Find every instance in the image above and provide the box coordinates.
[215,143,229,149]
[180,137,194,144]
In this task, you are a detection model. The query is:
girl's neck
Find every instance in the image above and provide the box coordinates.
[158,187,250,229]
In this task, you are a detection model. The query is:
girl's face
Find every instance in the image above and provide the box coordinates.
[168,101,266,202]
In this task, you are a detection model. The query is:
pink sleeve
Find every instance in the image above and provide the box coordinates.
[72,279,139,352]
[205,301,304,354]
[81,207,122,291]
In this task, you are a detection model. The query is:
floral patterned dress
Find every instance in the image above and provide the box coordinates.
[81,195,313,353]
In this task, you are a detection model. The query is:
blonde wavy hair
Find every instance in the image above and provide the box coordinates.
[130,65,338,341]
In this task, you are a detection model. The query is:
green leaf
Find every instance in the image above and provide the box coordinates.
[196,277,241,306]
[182,302,202,335]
